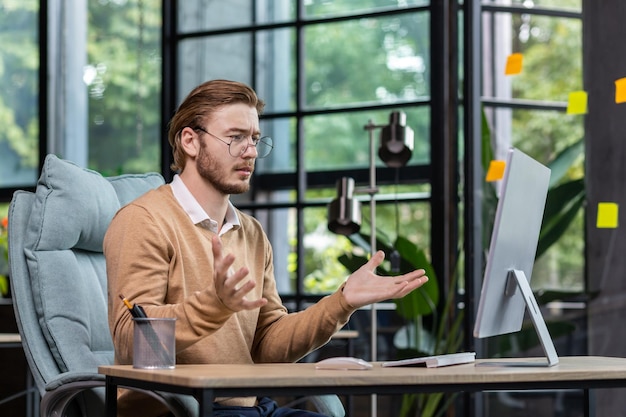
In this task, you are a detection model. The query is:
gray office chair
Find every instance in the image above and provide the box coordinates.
[8,154,343,417]
[8,154,197,417]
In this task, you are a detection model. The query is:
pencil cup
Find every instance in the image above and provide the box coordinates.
[132,317,176,369]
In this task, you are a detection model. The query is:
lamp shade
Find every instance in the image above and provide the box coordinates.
[327,177,362,236]
[378,111,414,168]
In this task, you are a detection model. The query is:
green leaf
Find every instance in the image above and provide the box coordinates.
[537,179,585,259]
[542,178,585,223]
[339,232,441,319]
[393,236,440,318]
[546,138,584,187]
[481,109,495,172]
[337,253,368,273]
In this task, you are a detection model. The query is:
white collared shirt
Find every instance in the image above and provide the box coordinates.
[170,174,240,236]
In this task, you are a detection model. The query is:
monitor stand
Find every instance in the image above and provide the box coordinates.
[504,269,559,367]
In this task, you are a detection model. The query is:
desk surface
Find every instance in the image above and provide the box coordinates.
[99,356,626,391]
[0,333,21,345]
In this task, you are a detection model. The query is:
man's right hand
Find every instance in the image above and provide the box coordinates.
[211,235,268,311]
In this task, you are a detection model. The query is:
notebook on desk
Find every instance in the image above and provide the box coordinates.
[382,352,476,368]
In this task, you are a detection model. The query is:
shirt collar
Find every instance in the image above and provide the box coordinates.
[170,174,240,235]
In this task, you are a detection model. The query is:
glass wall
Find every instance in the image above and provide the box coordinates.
[0,1,40,195]
[480,1,585,415]
[481,0,584,307]
[172,0,433,310]
[85,0,163,174]
[0,0,163,203]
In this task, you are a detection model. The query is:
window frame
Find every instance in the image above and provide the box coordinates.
[161,0,447,310]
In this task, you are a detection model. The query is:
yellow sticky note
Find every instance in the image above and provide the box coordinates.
[597,202,619,228]
[485,160,506,182]
[566,91,588,115]
[505,53,523,75]
[615,78,626,104]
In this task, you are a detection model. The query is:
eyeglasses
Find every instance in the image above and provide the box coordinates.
[193,127,273,158]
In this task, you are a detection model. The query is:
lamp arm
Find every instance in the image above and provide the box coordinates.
[366,120,379,417]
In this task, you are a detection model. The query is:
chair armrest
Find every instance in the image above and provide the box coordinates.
[41,378,105,417]
[282,394,346,417]
[309,395,345,417]
[43,371,105,391]
[41,372,197,417]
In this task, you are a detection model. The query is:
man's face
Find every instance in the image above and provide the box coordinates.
[196,103,260,195]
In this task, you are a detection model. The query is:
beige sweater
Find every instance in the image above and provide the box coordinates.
[104,185,354,416]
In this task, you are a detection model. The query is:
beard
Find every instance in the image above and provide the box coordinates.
[196,140,252,195]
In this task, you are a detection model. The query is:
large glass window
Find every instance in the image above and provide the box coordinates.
[172,0,433,307]
[83,0,162,174]
[0,0,163,199]
[0,1,40,196]
[302,14,431,109]
[482,0,583,290]
[480,1,585,415]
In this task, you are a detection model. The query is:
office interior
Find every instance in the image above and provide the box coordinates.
[0,0,624,416]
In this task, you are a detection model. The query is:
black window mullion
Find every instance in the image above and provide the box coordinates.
[294,1,307,310]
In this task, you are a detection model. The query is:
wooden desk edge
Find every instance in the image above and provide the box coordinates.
[99,356,626,389]
[0,333,21,344]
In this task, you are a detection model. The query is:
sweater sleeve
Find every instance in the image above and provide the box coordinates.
[249,236,356,363]
[252,288,355,363]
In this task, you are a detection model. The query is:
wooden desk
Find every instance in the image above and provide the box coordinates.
[0,332,21,348]
[100,356,626,417]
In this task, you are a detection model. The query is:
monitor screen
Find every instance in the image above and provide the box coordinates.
[473,147,558,366]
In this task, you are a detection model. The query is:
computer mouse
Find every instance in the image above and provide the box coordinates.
[315,356,373,370]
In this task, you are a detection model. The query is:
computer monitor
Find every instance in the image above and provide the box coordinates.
[473,147,558,366]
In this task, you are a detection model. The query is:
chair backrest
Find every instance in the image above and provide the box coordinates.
[8,154,164,395]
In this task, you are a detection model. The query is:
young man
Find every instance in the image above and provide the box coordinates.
[104,79,428,417]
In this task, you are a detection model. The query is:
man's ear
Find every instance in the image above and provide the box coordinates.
[180,126,200,158]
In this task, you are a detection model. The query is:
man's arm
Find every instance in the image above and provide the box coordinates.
[249,251,428,363]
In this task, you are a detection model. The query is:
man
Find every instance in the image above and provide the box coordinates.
[105,79,428,417]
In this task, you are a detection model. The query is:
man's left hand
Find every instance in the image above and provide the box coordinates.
[341,250,428,309]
